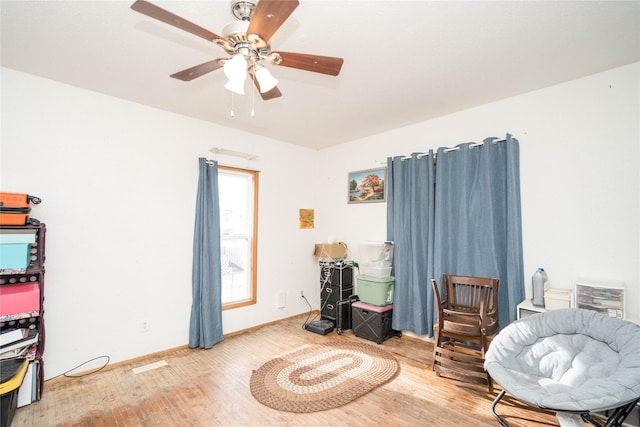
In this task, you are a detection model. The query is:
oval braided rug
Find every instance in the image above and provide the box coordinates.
[249,341,399,413]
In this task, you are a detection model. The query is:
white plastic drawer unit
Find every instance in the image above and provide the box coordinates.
[575,278,625,319]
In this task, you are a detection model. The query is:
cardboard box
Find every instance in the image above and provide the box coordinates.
[544,288,573,310]
[314,243,348,259]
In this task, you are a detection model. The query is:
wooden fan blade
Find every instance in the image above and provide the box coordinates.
[250,74,283,100]
[246,0,299,42]
[274,52,344,76]
[131,0,223,42]
[259,86,283,101]
[170,59,224,81]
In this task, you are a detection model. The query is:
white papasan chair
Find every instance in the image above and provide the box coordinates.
[485,308,640,427]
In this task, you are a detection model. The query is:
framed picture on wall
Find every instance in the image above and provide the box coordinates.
[348,167,386,203]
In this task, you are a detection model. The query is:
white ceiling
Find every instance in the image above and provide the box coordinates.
[2,1,639,150]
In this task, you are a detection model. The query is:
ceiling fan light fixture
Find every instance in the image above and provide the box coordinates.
[224,77,246,95]
[223,54,248,95]
[223,54,248,80]
[254,66,278,93]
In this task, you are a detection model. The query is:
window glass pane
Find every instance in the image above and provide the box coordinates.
[218,168,256,307]
[220,174,249,236]
[221,237,250,303]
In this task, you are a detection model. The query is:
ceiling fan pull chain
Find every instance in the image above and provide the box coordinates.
[230,92,235,117]
[251,74,256,118]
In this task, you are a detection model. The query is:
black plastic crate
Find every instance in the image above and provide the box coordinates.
[352,301,400,344]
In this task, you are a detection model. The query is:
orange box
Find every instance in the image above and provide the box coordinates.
[0,212,31,226]
[0,192,34,226]
[0,193,31,209]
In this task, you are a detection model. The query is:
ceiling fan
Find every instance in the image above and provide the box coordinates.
[130,0,344,100]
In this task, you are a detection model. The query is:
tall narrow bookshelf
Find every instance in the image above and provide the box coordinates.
[0,223,46,405]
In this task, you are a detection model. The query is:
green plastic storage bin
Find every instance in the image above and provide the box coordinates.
[356,275,395,306]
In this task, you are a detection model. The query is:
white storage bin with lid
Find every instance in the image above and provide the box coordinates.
[361,265,392,277]
[357,241,394,277]
[544,288,573,310]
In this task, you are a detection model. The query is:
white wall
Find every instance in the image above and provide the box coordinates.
[2,62,638,379]
[317,62,640,324]
[1,68,322,379]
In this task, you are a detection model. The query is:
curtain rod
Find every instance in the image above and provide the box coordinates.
[398,137,509,161]
[205,159,261,173]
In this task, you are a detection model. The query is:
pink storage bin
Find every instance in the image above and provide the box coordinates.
[0,282,40,317]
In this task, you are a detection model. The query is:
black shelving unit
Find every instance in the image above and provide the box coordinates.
[0,223,46,405]
[319,260,353,325]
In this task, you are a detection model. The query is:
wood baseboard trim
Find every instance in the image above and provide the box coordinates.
[45,311,319,385]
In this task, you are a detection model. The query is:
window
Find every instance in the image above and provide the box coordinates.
[218,166,258,309]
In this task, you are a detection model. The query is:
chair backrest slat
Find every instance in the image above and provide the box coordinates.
[445,274,499,318]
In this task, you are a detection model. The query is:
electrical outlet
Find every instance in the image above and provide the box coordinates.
[300,290,304,298]
[141,320,150,333]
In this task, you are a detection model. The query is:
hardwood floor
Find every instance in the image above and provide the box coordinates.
[12,314,560,427]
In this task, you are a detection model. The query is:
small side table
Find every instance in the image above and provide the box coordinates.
[517,299,548,320]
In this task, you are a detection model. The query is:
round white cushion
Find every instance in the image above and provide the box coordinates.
[485,308,640,412]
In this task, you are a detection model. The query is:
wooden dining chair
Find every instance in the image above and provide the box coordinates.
[431,274,500,391]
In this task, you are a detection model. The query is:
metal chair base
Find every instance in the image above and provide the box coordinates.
[491,390,639,427]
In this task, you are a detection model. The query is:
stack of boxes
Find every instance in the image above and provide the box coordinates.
[352,242,400,344]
